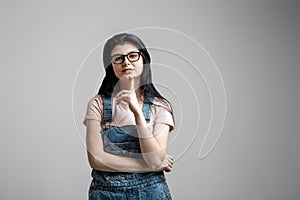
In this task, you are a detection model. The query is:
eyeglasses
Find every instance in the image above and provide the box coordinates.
[111,52,141,64]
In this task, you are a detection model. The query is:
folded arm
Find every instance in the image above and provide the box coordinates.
[85,119,171,172]
[134,110,173,171]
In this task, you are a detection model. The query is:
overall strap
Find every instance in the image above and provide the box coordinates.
[142,97,154,121]
[102,96,112,122]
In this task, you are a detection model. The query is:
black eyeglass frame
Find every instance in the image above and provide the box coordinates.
[111,51,142,64]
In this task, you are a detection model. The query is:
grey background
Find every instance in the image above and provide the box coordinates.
[1,0,299,199]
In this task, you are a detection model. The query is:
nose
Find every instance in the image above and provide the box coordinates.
[122,56,131,66]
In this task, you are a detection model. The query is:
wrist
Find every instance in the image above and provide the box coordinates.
[133,108,143,117]
[133,110,148,126]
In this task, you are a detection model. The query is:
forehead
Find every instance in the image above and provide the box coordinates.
[111,43,139,55]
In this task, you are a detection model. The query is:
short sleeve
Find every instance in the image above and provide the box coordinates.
[153,98,175,132]
[83,95,103,126]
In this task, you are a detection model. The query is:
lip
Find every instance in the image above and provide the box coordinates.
[122,68,134,73]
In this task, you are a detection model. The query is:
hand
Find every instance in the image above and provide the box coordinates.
[157,154,174,172]
[115,77,140,113]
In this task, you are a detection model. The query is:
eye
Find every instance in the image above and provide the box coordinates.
[128,52,139,60]
[112,55,123,63]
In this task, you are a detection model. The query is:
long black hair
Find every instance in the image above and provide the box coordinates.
[98,33,162,98]
[97,33,174,118]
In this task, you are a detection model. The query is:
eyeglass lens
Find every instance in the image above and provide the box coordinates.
[112,52,140,64]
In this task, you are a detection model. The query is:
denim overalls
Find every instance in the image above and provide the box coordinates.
[88,96,172,200]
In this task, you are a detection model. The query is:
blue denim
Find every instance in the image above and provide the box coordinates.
[89,171,172,200]
[88,96,172,200]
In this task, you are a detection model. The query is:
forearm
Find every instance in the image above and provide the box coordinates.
[134,111,166,169]
[88,151,152,172]
[86,119,152,173]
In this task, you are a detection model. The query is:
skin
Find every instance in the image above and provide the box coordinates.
[86,43,173,172]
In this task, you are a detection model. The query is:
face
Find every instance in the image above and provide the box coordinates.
[111,43,144,80]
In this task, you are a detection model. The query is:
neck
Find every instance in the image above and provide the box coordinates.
[119,78,143,101]
[119,77,140,91]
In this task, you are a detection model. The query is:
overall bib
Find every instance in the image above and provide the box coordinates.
[88,96,172,200]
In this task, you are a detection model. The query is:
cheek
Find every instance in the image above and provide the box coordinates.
[134,60,144,72]
[112,65,122,78]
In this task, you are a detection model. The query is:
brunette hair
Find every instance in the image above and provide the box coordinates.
[98,33,173,115]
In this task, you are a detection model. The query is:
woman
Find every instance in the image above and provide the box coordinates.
[83,33,175,199]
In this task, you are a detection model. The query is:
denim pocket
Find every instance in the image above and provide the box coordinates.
[138,182,172,200]
[89,188,127,200]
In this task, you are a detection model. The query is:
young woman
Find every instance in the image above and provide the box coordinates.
[83,33,175,199]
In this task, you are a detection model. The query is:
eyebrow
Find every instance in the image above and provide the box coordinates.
[111,50,139,57]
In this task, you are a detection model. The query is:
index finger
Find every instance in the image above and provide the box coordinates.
[130,76,135,91]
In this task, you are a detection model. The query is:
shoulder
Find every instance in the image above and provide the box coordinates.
[83,95,103,126]
[152,97,172,113]
[151,97,174,131]
[88,95,103,105]
[86,95,104,111]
